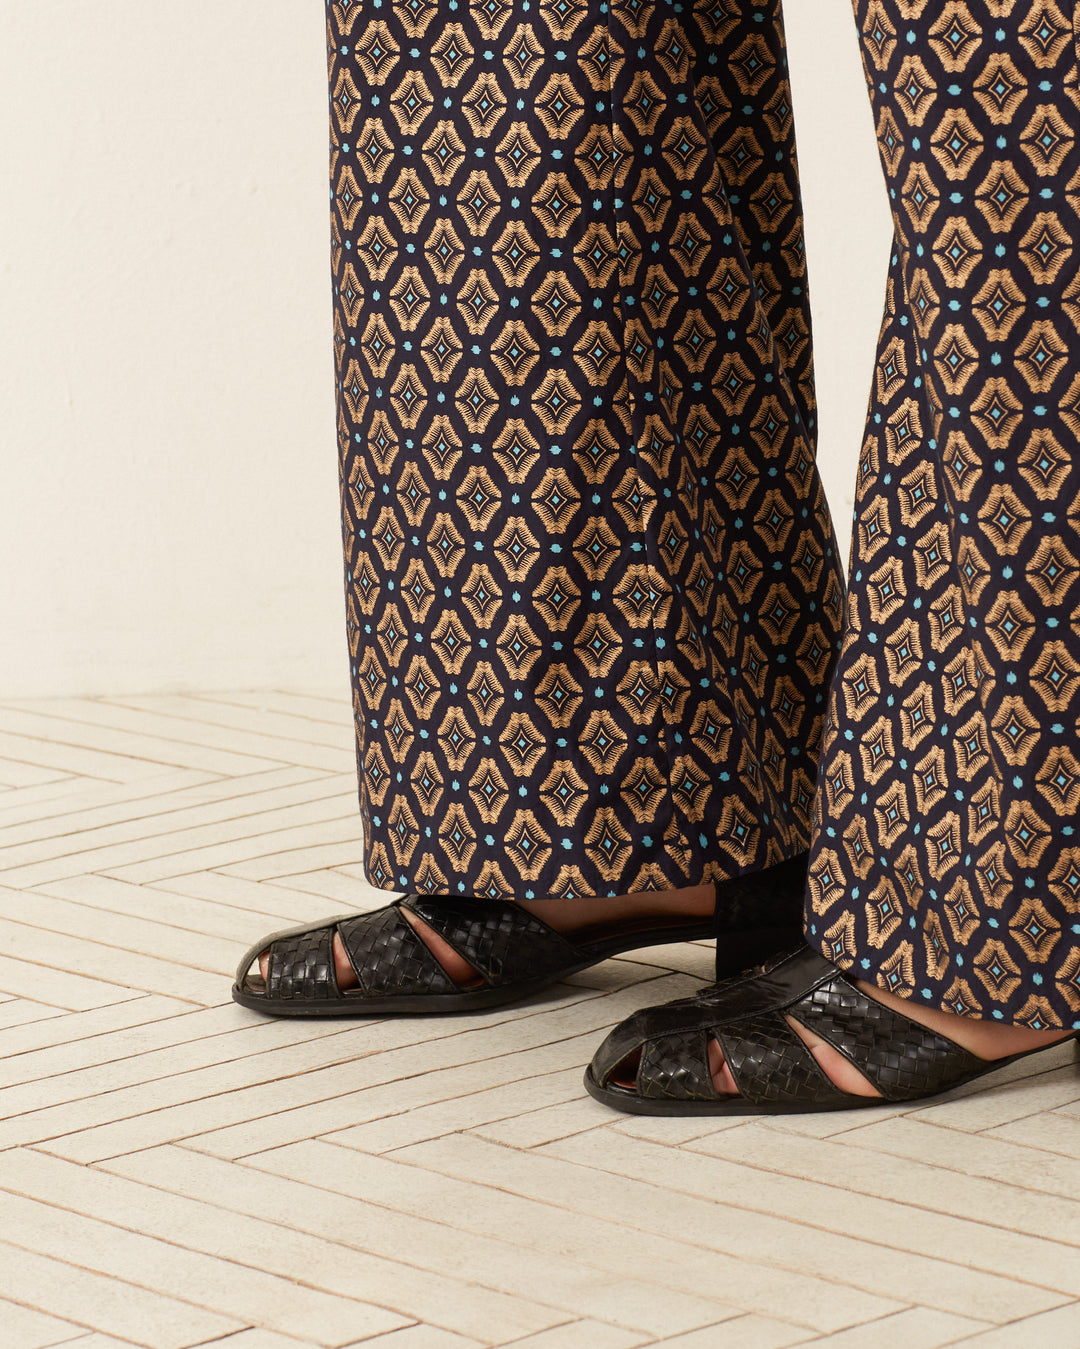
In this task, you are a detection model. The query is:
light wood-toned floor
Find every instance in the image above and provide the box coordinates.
[1,690,1079,1349]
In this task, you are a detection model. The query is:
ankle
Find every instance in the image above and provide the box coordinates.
[516,883,715,936]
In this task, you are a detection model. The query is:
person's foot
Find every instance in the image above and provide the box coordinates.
[706,970,1070,1098]
[258,882,718,989]
[235,856,811,1017]
[588,945,1075,1113]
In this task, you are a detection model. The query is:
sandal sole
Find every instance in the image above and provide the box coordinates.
[232,968,584,1017]
[582,1065,880,1115]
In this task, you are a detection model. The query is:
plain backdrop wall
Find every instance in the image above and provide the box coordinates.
[0,0,890,699]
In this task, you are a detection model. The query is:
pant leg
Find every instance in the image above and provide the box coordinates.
[326,0,844,904]
[806,0,1080,1028]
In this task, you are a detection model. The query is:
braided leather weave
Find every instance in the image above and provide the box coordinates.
[406,895,583,987]
[265,926,336,1002]
[239,859,816,1012]
[338,906,457,997]
[795,978,983,1100]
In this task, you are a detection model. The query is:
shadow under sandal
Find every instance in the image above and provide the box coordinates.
[585,945,1077,1116]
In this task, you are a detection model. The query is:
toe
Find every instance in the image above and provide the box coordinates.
[707,1036,739,1095]
[606,1047,641,1091]
[399,909,483,987]
[236,954,267,994]
[597,1028,738,1099]
[233,937,270,993]
[332,933,359,990]
[591,993,736,1098]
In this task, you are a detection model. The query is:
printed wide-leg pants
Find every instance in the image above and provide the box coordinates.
[327,0,1080,1030]
[804,1,1080,1029]
[327,0,846,906]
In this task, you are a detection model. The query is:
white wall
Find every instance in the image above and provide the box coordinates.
[787,0,893,570]
[0,0,890,699]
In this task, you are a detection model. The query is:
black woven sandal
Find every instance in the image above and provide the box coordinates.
[585,945,1078,1115]
[232,857,808,1017]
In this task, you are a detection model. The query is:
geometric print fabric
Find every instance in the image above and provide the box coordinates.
[327,0,1080,1031]
[805,0,1080,1029]
[327,0,845,910]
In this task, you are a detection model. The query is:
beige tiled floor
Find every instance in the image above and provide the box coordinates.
[1,691,1079,1349]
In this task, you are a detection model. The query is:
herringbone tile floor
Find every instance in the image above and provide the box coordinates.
[1,690,1079,1348]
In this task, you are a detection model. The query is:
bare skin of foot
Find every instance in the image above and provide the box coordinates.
[707,975,1071,1098]
[258,883,716,990]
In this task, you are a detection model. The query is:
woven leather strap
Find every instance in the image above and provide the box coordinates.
[338,905,458,996]
[718,1009,843,1107]
[265,926,336,1002]
[793,976,985,1100]
[638,1029,719,1101]
[405,894,584,987]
